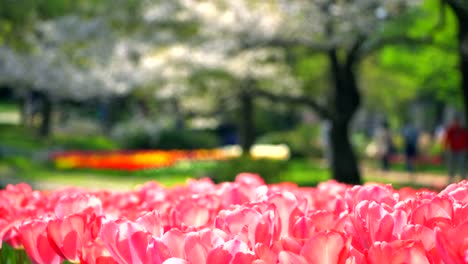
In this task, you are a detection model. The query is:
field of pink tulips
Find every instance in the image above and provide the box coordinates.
[1,174,468,263]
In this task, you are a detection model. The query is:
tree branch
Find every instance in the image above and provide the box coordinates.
[362,1,456,56]
[252,89,332,119]
[240,38,331,53]
[361,35,455,55]
[445,0,468,16]
[346,35,367,69]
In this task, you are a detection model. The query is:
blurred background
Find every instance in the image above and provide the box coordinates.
[0,0,466,190]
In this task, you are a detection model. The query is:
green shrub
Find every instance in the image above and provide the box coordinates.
[204,157,288,184]
[118,128,220,150]
[155,130,220,150]
[53,135,119,151]
[256,124,322,158]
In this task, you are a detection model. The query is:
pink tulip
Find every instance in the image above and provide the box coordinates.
[367,240,430,264]
[47,214,87,262]
[268,192,300,238]
[183,228,226,263]
[162,229,186,259]
[162,258,189,264]
[255,242,277,264]
[278,251,308,264]
[100,220,170,264]
[206,239,256,263]
[215,207,269,247]
[435,221,468,264]
[348,201,397,251]
[410,196,453,228]
[80,238,118,264]
[136,210,164,237]
[400,224,434,251]
[300,231,350,264]
[5,179,468,264]
[55,194,102,219]
[19,219,63,264]
[345,184,398,209]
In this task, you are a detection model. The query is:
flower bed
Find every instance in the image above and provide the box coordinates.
[50,149,229,171]
[1,175,467,263]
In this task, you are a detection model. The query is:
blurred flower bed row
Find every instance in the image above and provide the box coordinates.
[50,149,229,171]
[50,145,290,171]
[1,175,468,263]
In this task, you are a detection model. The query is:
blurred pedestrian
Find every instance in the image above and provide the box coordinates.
[443,116,468,182]
[402,122,419,172]
[374,121,393,171]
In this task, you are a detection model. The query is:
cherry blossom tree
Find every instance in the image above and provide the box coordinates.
[182,0,420,184]
[0,0,190,136]
[141,39,298,151]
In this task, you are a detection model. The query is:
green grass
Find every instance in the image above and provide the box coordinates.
[388,162,447,175]
[278,159,330,186]
[0,244,29,264]
[1,154,331,190]
[0,124,47,151]
[0,156,206,190]
[0,102,18,112]
[0,123,446,190]
[0,124,119,152]
[365,159,447,175]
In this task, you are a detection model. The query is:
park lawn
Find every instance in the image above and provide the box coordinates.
[364,158,448,175]
[0,122,445,191]
[0,102,18,112]
[1,155,332,190]
[0,124,119,152]
[0,157,209,190]
[278,159,330,186]
[1,156,447,191]
[388,162,448,175]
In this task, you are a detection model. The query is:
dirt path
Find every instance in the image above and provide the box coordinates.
[362,166,452,190]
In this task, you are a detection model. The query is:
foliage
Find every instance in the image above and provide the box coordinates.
[0,244,29,264]
[52,134,118,151]
[0,124,118,152]
[115,124,220,150]
[155,129,220,150]
[367,0,461,111]
[256,124,322,158]
[206,157,288,184]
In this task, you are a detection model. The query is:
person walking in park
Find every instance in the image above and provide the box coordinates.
[443,116,468,182]
[402,122,419,172]
[375,121,393,171]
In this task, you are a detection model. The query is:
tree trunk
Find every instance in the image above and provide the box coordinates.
[328,49,362,184]
[239,90,255,153]
[458,13,468,124]
[19,96,28,126]
[447,1,468,123]
[39,92,52,138]
[330,119,361,184]
[172,98,185,130]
